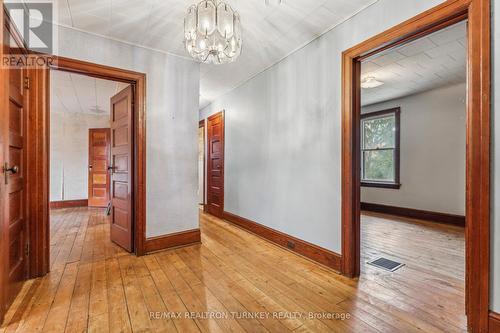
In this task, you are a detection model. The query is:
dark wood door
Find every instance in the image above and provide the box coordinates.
[3,26,28,312]
[88,128,111,207]
[206,112,224,218]
[109,86,133,252]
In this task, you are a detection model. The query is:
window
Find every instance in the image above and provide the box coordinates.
[361,108,400,189]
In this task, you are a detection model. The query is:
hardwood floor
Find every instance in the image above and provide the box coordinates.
[0,208,466,332]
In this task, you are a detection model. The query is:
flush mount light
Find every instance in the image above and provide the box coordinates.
[184,0,242,65]
[361,76,384,89]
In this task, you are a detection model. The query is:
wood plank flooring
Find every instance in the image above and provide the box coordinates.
[0,208,466,332]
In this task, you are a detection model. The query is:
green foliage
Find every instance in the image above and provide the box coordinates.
[362,115,396,181]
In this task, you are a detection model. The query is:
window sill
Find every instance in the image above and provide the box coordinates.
[361,181,401,189]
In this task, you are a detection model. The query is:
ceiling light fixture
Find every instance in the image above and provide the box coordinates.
[361,76,384,89]
[184,0,242,65]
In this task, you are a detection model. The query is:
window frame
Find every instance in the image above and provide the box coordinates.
[360,107,401,189]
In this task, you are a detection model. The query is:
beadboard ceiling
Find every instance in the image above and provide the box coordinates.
[51,0,379,108]
[361,21,467,106]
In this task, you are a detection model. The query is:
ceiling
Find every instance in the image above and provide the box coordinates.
[361,21,467,106]
[51,0,379,108]
[51,70,129,115]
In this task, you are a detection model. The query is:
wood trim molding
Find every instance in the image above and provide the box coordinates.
[145,229,201,254]
[46,56,147,257]
[490,312,500,333]
[341,0,490,331]
[361,202,465,227]
[26,64,50,279]
[223,211,342,271]
[49,199,88,209]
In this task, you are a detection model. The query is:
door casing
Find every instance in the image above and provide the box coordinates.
[48,59,146,256]
[340,0,490,332]
[22,56,148,287]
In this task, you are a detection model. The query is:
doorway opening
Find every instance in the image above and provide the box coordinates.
[49,69,133,269]
[25,57,147,282]
[359,20,467,331]
[341,1,490,332]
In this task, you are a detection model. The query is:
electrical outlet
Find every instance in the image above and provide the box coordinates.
[287,240,295,249]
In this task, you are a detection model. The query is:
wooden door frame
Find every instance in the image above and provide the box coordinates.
[28,56,147,279]
[341,0,490,332]
[88,128,111,208]
[199,119,206,210]
[206,111,225,217]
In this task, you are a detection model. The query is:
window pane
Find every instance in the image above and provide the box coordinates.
[363,150,395,182]
[362,115,395,149]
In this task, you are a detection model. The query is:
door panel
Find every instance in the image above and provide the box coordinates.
[206,112,224,218]
[3,25,28,312]
[109,86,133,252]
[88,128,111,207]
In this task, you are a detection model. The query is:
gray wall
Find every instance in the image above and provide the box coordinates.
[55,26,200,238]
[361,83,466,216]
[50,112,109,202]
[201,0,500,312]
[492,0,499,314]
[201,0,446,254]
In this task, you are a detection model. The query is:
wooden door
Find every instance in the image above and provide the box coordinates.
[206,112,224,218]
[109,86,133,252]
[0,4,7,322]
[88,128,111,207]
[2,25,28,312]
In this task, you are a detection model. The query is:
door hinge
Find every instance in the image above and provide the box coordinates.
[25,242,29,257]
[24,76,30,89]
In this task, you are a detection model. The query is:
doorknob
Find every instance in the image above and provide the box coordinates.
[107,165,116,173]
[3,162,19,184]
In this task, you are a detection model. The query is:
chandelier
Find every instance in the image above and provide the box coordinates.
[184,0,242,65]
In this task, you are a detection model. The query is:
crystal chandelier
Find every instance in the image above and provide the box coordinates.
[184,0,242,65]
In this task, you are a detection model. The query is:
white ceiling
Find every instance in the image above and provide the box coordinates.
[361,21,467,106]
[51,0,379,108]
[51,70,129,115]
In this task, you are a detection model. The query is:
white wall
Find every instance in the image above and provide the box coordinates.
[54,26,200,238]
[201,0,500,311]
[200,0,446,253]
[492,0,500,313]
[361,83,466,215]
[50,112,109,202]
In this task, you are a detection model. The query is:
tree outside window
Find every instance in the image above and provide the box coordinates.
[361,107,401,189]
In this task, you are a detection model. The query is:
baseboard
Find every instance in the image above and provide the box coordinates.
[49,199,88,209]
[361,202,465,227]
[222,211,342,271]
[145,229,201,254]
[490,312,500,333]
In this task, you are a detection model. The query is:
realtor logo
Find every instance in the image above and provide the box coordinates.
[5,1,53,54]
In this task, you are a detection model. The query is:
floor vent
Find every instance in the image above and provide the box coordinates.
[367,257,404,272]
